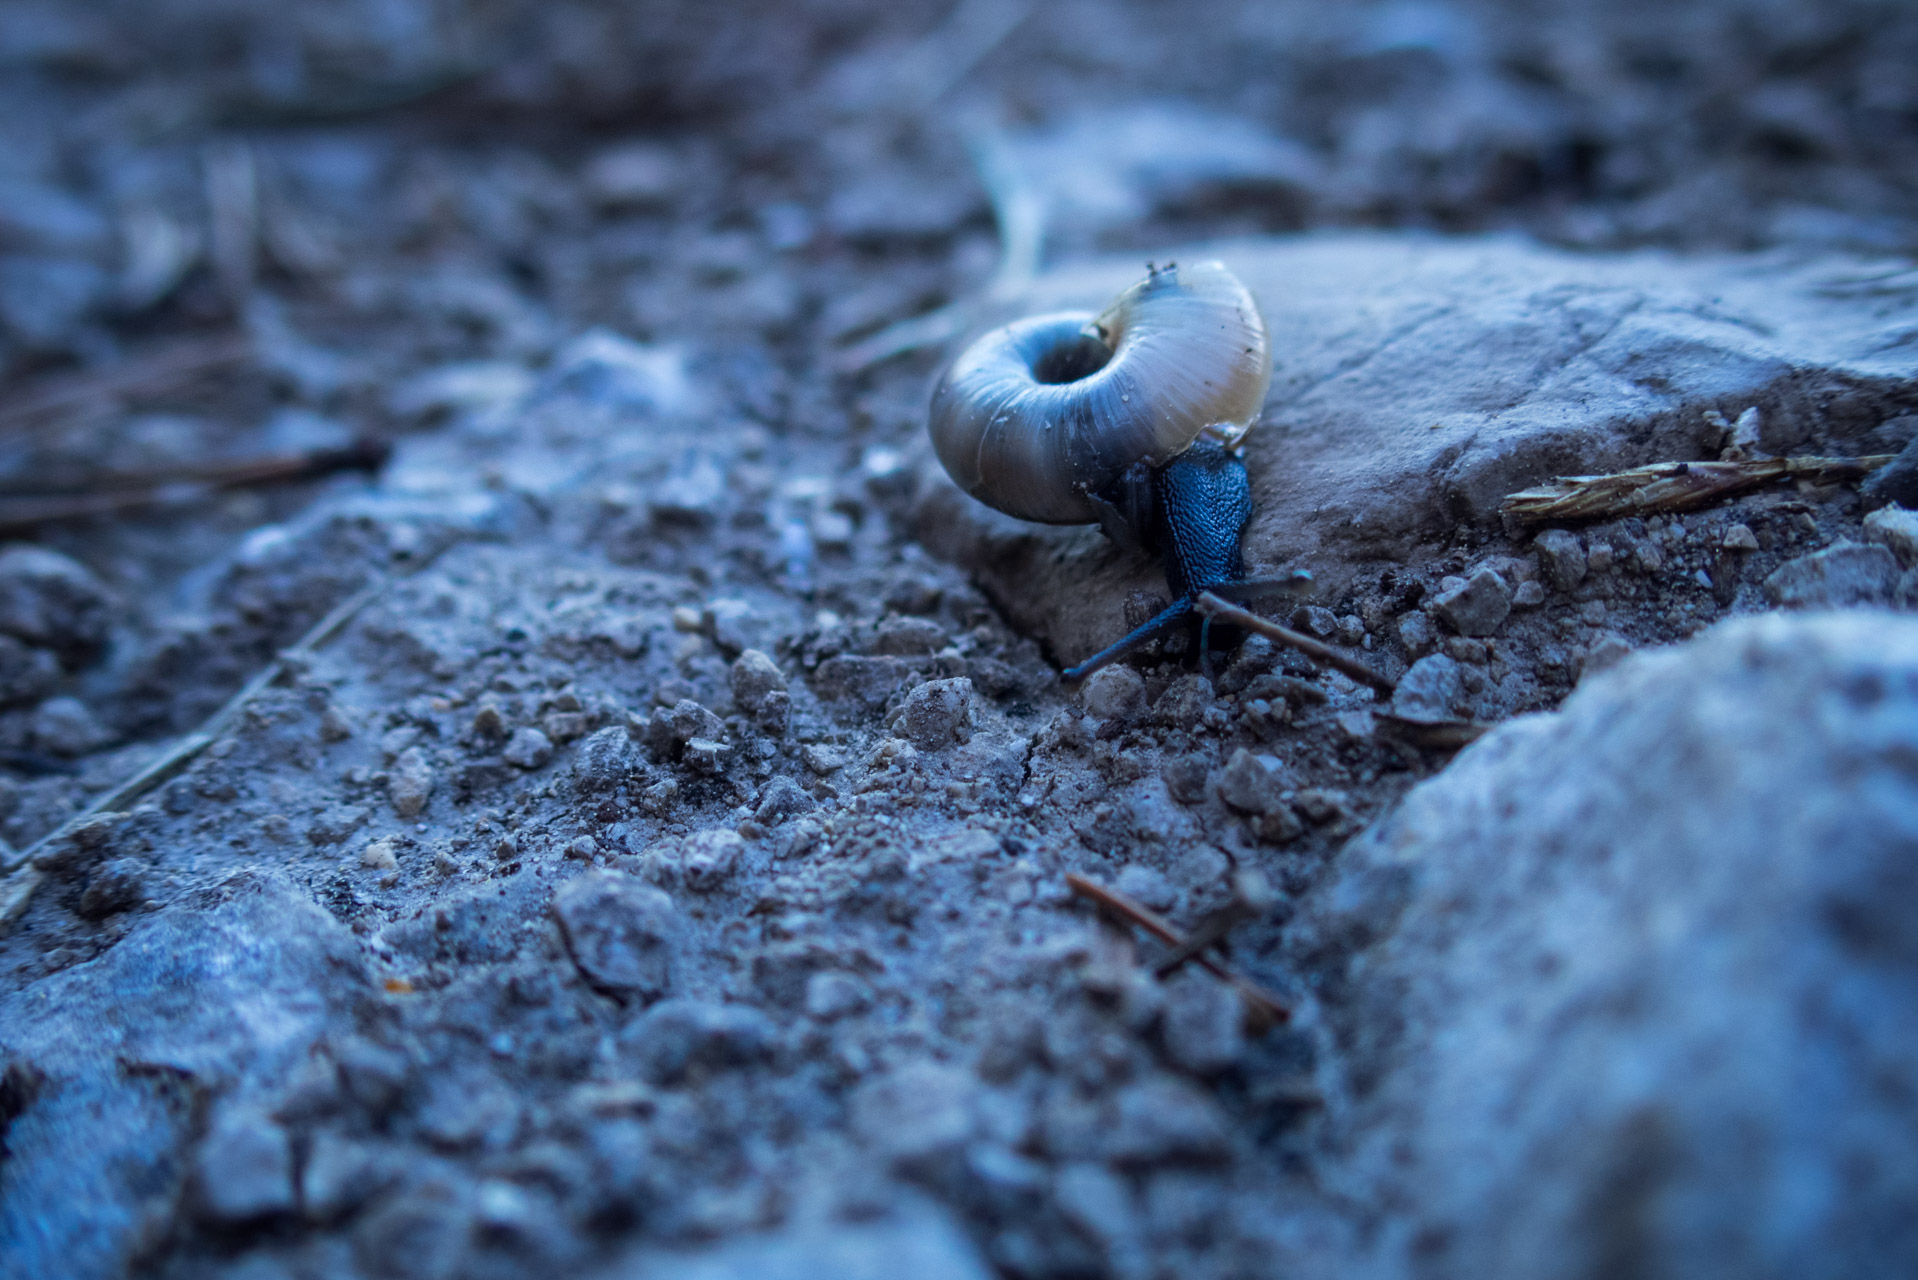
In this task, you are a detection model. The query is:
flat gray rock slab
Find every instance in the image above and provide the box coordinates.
[0,872,367,1280]
[914,235,1918,666]
[1296,613,1918,1279]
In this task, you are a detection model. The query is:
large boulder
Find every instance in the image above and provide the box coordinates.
[1295,613,1918,1279]
[914,236,1918,666]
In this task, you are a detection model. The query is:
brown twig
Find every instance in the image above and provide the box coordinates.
[1194,591,1397,697]
[1065,872,1290,1029]
[1501,454,1894,524]
[0,438,389,535]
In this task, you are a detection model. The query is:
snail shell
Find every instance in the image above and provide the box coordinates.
[928,260,1271,525]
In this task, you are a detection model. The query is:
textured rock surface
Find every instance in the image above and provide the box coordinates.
[1295,613,1918,1280]
[917,238,1918,665]
[1,3,1916,1277]
[0,873,367,1279]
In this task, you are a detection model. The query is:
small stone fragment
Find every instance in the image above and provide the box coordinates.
[1581,635,1635,680]
[1859,432,1918,510]
[1255,805,1305,844]
[1080,665,1147,722]
[1053,1163,1139,1256]
[551,870,679,999]
[194,1108,295,1222]
[1393,655,1465,721]
[1289,605,1339,639]
[1763,542,1901,609]
[896,677,975,750]
[352,1178,473,1279]
[302,1133,391,1223]
[308,803,371,846]
[1512,579,1546,608]
[619,998,775,1085]
[1153,675,1214,730]
[729,649,791,728]
[682,828,746,891]
[753,775,815,826]
[1216,748,1292,815]
[1114,864,1177,911]
[871,616,948,655]
[1292,793,1347,831]
[801,743,845,775]
[1105,1077,1232,1166]
[572,725,645,793]
[0,633,57,707]
[360,838,400,871]
[0,543,113,666]
[564,835,598,861]
[682,736,730,774]
[318,703,355,742]
[804,971,869,1020]
[1862,506,1918,568]
[1160,970,1245,1076]
[470,702,507,740]
[584,141,681,209]
[1397,610,1439,656]
[31,695,110,756]
[1722,523,1760,552]
[77,858,148,918]
[1431,566,1512,637]
[853,1062,977,1168]
[647,698,727,760]
[1161,755,1209,806]
[388,747,435,819]
[541,709,594,743]
[502,726,554,769]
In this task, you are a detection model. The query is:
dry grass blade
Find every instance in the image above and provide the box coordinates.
[1501,454,1894,524]
[0,333,251,430]
[1194,591,1398,696]
[836,121,1046,372]
[0,577,392,931]
[1065,872,1291,1030]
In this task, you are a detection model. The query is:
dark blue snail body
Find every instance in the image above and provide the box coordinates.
[929,261,1303,681]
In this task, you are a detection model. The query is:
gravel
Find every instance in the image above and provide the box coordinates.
[0,3,1915,1278]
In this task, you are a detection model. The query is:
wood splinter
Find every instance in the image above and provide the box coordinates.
[1065,871,1291,1031]
[1193,591,1397,697]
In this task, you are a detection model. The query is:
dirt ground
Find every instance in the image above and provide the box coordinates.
[1,3,1916,1278]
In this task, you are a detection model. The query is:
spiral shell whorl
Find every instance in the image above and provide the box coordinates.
[928,260,1270,525]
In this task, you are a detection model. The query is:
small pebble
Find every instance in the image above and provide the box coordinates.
[360,838,400,871]
[1431,567,1512,637]
[1534,528,1587,590]
[503,727,554,769]
[1080,666,1147,721]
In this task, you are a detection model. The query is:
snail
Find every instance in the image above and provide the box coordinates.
[929,260,1307,681]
